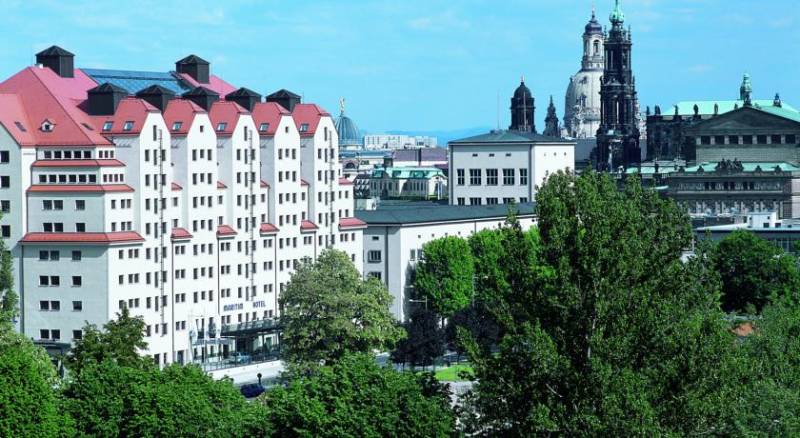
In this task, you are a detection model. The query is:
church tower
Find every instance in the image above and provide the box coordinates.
[564,7,604,139]
[595,0,641,171]
[510,77,536,133]
[544,96,560,138]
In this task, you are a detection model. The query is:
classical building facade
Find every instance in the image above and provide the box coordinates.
[368,167,447,200]
[564,8,604,139]
[0,46,365,366]
[362,134,437,150]
[595,0,641,171]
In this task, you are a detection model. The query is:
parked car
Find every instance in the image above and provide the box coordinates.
[230,351,251,364]
[240,383,265,399]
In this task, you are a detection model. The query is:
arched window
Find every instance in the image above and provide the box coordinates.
[593,40,599,55]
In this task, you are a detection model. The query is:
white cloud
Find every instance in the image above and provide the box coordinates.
[687,64,713,74]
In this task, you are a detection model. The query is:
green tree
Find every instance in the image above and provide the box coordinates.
[0,241,18,328]
[65,306,152,375]
[414,236,475,317]
[260,354,454,437]
[62,361,265,437]
[391,306,445,369]
[461,171,746,435]
[280,249,403,370]
[710,229,800,313]
[0,328,74,437]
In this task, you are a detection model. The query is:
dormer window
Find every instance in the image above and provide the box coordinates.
[216,122,227,131]
[299,123,309,132]
[259,123,269,132]
[102,121,113,131]
[172,121,183,131]
[122,121,134,131]
[40,120,55,132]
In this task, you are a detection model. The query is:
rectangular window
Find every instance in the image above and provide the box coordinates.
[469,169,481,185]
[0,151,9,163]
[368,272,382,280]
[520,168,528,185]
[72,276,82,287]
[75,200,85,210]
[1,200,12,213]
[76,223,86,232]
[470,197,481,206]
[486,169,498,185]
[486,197,499,205]
[714,135,725,145]
[73,301,82,311]
[503,168,515,185]
[787,135,797,144]
[1,225,9,238]
[367,250,382,263]
[457,197,465,205]
[456,169,465,185]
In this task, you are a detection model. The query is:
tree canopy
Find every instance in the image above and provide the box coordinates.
[710,229,800,313]
[391,306,445,369]
[414,236,475,317]
[280,249,403,371]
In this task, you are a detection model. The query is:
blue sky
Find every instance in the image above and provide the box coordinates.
[0,0,797,133]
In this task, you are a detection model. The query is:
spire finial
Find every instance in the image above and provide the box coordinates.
[592,1,596,19]
[520,74,525,83]
[610,0,625,24]
[339,97,345,115]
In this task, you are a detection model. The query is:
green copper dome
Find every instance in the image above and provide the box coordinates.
[610,0,625,24]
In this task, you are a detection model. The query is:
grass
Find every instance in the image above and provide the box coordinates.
[434,363,473,382]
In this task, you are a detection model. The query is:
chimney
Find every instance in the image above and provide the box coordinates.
[225,87,261,112]
[87,83,128,115]
[175,54,210,84]
[266,89,301,112]
[35,45,74,78]
[136,85,175,112]
[182,86,219,111]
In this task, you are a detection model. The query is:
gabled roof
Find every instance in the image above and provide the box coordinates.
[170,227,193,240]
[300,220,319,232]
[260,180,269,188]
[339,217,367,230]
[0,94,35,146]
[208,100,248,136]
[177,72,236,97]
[300,179,309,187]
[176,54,209,66]
[37,45,74,57]
[163,98,206,136]
[217,180,227,189]
[251,102,290,136]
[225,87,260,99]
[89,97,158,135]
[32,159,124,168]
[450,129,573,145]
[0,67,112,146]
[171,182,182,191]
[338,177,353,186]
[20,231,144,245]
[267,89,300,99]
[88,82,128,94]
[27,184,134,193]
[259,223,279,234]
[217,224,236,237]
[292,103,330,137]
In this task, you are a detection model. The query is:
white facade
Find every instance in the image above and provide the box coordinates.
[448,134,574,206]
[363,134,437,150]
[359,206,536,321]
[0,54,364,367]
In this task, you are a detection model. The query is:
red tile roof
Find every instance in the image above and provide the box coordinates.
[292,103,330,137]
[217,180,227,189]
[20,231,144,244]
[300,220,319,232]
[216,224,236,237]
[260,180,269,188]
[208,100,249,137]
[171,182,182,191]
[163,98,206,136]
[177,72,237,97]
[27,184,134,193]
[338,177,353,186]
[89,98,158,135]
[338,217,367,230]
[251,102,290,136]
[300,179,309,187]
[170,227,193,240]
[32,159,124,168]
[0,94,35,146]
[0,67,112,146]
[259,223,279,234]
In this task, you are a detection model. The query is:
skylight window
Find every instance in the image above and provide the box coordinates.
[102,121,113,131]
[172,121,183,131]
[259,123,269,132]
[216,122,227,131]
[14,121,26,132]
[81,122,94,131]
[122,121,134,131]
[299,123,309,132]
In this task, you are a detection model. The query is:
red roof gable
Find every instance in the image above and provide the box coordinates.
[300,220,319,232]
[89,98,158,135]
[338,177,353,186]
[163,99,206,136]
[177,73,237,97]
[216,224,236,237]
[20,231,144,244]
[0,67,112,146]
[0,94,35,146]
[251,102,290,136]
[27,184,134,193]
[171,182,182,191]
[170,227,193,240]
[259,223,279,234]
[208,100,249,136]
[300,179,309,187]
[32,159,124,168]
[339,217,367,230]
[260,180,269,188]
[217,180,227,189]
[292,103,330,137]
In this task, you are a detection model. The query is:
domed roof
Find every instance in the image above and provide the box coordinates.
[585,9,602,34]
[514,78,532,99]
[334,98,361,147]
